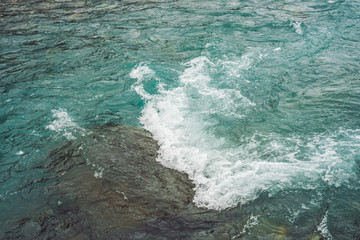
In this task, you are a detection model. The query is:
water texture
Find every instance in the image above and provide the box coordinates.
[1,0,360,239]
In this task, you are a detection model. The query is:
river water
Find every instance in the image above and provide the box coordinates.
[1,0,359,239]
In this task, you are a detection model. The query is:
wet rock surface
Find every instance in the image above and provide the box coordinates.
[2,125,234,240]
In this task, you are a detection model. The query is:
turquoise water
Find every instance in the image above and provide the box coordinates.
[1,0,360,238]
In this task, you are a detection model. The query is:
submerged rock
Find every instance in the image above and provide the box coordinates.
[2,125,224,239]
[55,124,201,238]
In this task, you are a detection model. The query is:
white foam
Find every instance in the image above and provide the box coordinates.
[130,63,155,81]
[317,211,333,239]
[94,167,104,179]
[130,63,155,100]
[85,158,105,179]
[131,56,359,210]
[239,215,259,236]
[132,58,259,209]
[291,21,303,35]
[218,49,263,79]
[16,151,24,156]
[46,108,84,140]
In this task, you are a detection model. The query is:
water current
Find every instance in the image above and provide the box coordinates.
[1,0,359,239]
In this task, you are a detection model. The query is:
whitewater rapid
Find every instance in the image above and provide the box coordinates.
[131,54,359,210]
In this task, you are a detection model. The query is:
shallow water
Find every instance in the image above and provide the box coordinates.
[1,0,360,239]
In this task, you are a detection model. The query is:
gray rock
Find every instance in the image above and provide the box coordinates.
[56,124,202,238]
[4,124,226,240]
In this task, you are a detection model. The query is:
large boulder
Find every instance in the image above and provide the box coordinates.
[3,125,227,240]
[55,124,201,237]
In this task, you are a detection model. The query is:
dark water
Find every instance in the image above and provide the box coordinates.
[1,0,360,239]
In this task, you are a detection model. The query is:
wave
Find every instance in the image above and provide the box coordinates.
[131,54,359,210]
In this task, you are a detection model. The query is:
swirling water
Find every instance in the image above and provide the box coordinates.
[1,0,360,238]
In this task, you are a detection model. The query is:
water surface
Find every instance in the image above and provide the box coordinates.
[1,0,359,239]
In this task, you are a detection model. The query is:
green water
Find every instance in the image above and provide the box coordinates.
[1,0,360,239]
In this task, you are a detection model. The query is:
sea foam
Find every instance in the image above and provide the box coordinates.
[131,56,359,210]
[46,108,85,140]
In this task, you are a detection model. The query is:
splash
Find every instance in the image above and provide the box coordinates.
[317,211,333,239]
[46,108,84,140]
[131,55,359,210]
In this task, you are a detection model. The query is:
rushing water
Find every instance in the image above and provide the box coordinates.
[1,0,360,239]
